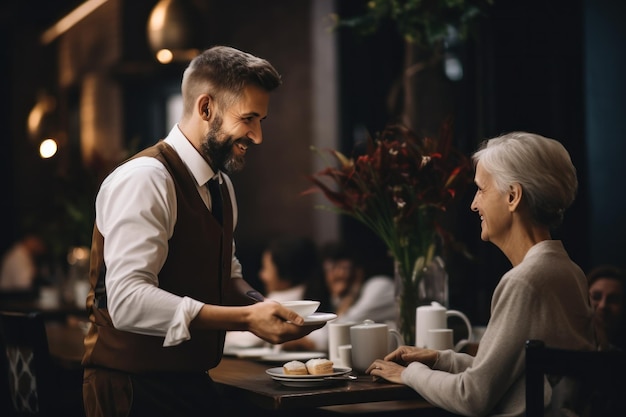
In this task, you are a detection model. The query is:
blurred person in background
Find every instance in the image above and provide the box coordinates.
[0,234,47,293]
[224,235,322,349]
[282,241,396,351]
[587,264,626,350]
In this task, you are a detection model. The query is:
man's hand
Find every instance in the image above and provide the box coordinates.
[246,300,325,344]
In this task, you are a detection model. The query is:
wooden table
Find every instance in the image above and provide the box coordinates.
[210,357,455,416]
[1,297,87,322]
[43,324,457,416]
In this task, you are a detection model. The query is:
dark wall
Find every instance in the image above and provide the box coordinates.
[585,0,626,267]
[464,0,589,323]
[0,10,16,256]
[0,1,76,255]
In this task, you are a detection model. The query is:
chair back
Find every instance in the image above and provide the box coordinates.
[0,311,53,416]
[525,339,626,417]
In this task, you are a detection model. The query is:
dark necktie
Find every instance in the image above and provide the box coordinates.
[207,178,223,225]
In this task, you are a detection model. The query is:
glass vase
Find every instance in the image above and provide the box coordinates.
[394,255,448,346]
[418,255,448,307]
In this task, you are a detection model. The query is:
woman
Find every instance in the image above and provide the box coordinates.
[587,265,626,350]
[367,132,595,416]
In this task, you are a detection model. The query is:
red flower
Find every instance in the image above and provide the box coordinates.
[304,123,471,282]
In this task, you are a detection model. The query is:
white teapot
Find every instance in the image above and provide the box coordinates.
[415,302,472,351]
[350,320,404,373]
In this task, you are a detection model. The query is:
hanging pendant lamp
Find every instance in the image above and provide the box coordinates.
[146,0,202,64]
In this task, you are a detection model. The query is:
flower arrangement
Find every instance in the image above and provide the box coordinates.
[304,123,472,344]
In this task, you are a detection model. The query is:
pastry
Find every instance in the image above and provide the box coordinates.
[305,358,334,375]
[283,360,308,375]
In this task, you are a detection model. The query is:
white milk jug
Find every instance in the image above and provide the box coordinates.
[415,302,473,351]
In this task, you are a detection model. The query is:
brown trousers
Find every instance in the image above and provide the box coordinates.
[83,367,222,417]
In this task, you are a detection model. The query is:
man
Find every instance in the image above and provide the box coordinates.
[82,46,322,417]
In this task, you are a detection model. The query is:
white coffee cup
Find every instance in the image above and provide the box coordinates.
[350,320,404,373]
[427,328,454,350]
[415,302,472,351]
[338,344,352,368]
[328,321,356,364]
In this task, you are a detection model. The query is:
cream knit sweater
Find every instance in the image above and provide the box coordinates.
[402,240,595,416]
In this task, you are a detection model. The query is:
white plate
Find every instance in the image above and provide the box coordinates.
[303,312,337,325]
[259,351,327,363]
[266,366,351,379]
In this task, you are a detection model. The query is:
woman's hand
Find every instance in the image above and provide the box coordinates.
[366,359,406,384]
[384,346,439,368]
[365,346,439,384]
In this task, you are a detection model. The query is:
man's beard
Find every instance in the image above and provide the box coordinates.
[200,116,247,174]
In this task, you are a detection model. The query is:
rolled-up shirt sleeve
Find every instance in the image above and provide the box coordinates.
[164,296,205,346]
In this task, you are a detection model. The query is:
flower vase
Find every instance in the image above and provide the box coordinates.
[418,255,448,307]
[394,255,448,346]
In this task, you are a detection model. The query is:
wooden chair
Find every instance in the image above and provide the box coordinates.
[0,310,83,416]
[525,339,626,417]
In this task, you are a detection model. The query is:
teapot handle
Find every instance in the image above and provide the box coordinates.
[388,328,404,351]
[446,310,473,352]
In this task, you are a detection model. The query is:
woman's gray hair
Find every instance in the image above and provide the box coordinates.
[472,132,577,229]
[181,45,282,116]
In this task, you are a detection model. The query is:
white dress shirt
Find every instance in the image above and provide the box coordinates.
[95,125,242,347]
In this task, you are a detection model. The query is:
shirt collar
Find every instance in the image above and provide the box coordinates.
[163,124,221,186]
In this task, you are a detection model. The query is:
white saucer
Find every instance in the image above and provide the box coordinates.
[303,312,337,325]
[266,366,351,379]
[266,366,352,387]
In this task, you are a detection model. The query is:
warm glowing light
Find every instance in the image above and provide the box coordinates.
[28,106,44,135]
[27,95,56,139]
[156,49,174,64]
[41,0,109,45]
[39,139,58,159]
[68,246,90,265]
[150,1,167,30]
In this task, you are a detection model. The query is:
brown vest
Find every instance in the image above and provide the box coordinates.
[82,141,234,373]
